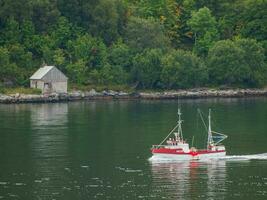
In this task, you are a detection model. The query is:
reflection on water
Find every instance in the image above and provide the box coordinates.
[150,160,226,200]
[31,103,68,128]
[30,103,69,160]
[206,160,226,199]
[30,104,69,200]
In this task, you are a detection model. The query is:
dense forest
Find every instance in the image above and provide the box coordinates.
[0,0,266,90]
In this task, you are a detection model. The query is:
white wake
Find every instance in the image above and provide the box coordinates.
[220,153,267,161]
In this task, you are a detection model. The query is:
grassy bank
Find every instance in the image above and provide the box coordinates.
[0,87,42,95]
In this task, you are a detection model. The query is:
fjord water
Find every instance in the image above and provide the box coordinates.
[0,98,267,200]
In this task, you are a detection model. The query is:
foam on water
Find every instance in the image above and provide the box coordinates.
[220,153,267,161]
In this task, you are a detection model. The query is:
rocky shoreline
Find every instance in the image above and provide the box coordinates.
[1,88,267,104]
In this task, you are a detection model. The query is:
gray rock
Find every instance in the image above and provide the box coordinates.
[15,93,20,98]
[108,90,118,96]
[90,88,97,94]
[68,91,82,100]
[102,90,109,95]
[2,88,267,104]
[0,94,12,103]
[118,91,128,96]
[85,89,99,96]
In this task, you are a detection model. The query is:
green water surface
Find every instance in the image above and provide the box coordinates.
[0,98,267,200]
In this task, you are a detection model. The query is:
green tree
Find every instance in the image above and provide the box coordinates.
[194,0,233,17]
[97,64,128,85]
[0,47,21,84]
[207,40,247,86]
[67,34,107,70]
[8,44,33,70]
[51,17,72,48]
[57,0,83,25]
[131,49,163,88]
[0,18,20,45]
[91,0,127,45]
[115,0,128,36]
[0,0,32,23]
[130,0,182,47]
[208,0,246,40]
[261,40,267,61]
[53,48,66,69]
[32,0,60,33]
[207,39,266,87]
[20,20,36,50]
[187,7,218,56]
[161,49,207,88]
[65,34,108,83]
[40,35,57,64]
[0,47,13,80]
[235,38,266,86]
[0,0,266,89]
[57,0,99,30]
[125,17,170,51]
[8,44,33,85]
[240,0,267,41]
[66,59,87,84]
[108,40,132,72]
[178,0,197,48]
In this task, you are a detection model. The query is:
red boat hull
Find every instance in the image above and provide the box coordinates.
[151,147,226,160]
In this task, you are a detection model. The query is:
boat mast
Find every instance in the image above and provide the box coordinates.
[207,109,214,148]
[176,108,183,142]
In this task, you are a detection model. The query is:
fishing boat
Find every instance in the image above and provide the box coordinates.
[151,109,227,160]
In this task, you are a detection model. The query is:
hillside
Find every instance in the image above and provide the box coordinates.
[0,0,266,90]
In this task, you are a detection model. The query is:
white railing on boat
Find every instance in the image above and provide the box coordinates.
[151,145,166,149]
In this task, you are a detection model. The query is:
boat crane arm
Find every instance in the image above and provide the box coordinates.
[159,124,178,145]
[212,131,228,137]
[198,109,228,147]
[211,131,228,145]
[197,109,208,131]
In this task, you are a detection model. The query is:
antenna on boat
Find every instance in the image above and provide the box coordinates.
[191,135,195,147]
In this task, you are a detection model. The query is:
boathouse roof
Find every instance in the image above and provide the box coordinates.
[30,66,68,81]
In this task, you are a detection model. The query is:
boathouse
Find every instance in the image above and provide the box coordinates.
[30,65,68,94]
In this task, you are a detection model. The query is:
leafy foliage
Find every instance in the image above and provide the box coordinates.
[187,7,218,56]
[161,50,207,88]
[207,39,266,87]
[0,0,266,91]
[125,17,170,51]
[131,49,163,88]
